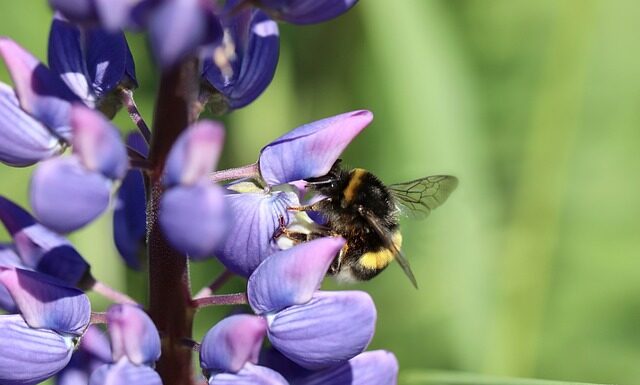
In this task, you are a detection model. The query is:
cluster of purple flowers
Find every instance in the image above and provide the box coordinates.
[0,1,400,384]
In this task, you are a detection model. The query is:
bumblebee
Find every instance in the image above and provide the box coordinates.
[285,160,458,288]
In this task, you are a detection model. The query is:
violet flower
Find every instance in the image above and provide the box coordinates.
[247,237,376,369]
[199,314,288,385]
[113,133,148,270]
[56,326,112,385]
[0,195,91,288]
[256,0,359,25]
[0,267,91,385]
[159,121,229,259]
[48,0,138,31]
[30,105,128,233]
[89,304,162,385]
[214,110,371,277]
[202,0,280,111]
[48,15,137,118]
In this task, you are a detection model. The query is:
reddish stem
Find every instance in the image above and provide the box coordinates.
[147,58,200,385]
[192,293,248,309]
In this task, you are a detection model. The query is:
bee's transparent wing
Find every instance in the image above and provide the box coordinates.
[388,175,459,220]
[360,208,418,289]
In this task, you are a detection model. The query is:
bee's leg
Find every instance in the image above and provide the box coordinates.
[272,215,312,243]
[287,198,331,212]
[329,244,348,275]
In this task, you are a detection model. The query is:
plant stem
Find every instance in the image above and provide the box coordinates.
[194,269,234,299]
[120,88,151,143]
[92,281,138,305]
[147,58,200,385]
[192,293,248,309]
[210,162,260,183]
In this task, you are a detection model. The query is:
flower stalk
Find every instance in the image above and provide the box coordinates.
[147,58,200,385]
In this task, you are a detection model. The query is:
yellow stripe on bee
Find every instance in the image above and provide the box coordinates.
[343,168,367,204]
[359,232,403,270]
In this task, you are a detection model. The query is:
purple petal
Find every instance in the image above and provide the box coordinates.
[107,304,161,365]
[267,291,376,370]
[80,325,112,363]
[200,315,267,374]
[0,195,37,237]
[258,348,312,383]
[0,267,90,335]
[113,169,146,270]
[57,326,111,385]
[37,245,92,288]
[203,6,279,110]
[209,363,288,385]
[71,105,128,179]
[93,0,137,31]
[126,131,149,157]
[0,197,91,284]
[148,0,223,69]
[160,181,227,260]
[30,156,111,233]
[48,0,99,24]
[89,360,162,385]
[0,245,24,313]
[259,0,358,25]
[215,190,299,277]
[298,350,398,385]
[163,120,225,187]
[0,82,63,167]
[259,110,371,185]
[248,237,344,315]
[0,38,79,139]
[48,16,137,113]
[0,314,74,385]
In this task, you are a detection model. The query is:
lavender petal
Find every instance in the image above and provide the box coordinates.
[248,237,345,315]
[0,82,63,167]
[200,314,267,374]
[113,169,146,270]
[0,267,91,335]
[107,304,161,366]
[30,156,111,233]
[89,359,162,385]
[70,105,128,180]
[160,182,228,260]
[267,291,376,370]
[209,363,289,385]
[0,314,74,385]
[297,350,398,385]
[0,245,24,313]
[0,38,79,139]
[215,190,299,277]
[163,120,225,187]
[148,0,223,69]
[259,110,371,185]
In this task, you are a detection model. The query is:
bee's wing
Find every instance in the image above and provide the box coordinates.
[388,175,459,220]
[360,208,418,289]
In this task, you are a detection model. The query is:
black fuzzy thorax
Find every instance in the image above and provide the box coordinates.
[310,168,399,277]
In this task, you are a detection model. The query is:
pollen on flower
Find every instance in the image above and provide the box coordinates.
[214,30,237,82]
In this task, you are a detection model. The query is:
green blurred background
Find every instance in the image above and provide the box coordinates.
[1,1,640,384]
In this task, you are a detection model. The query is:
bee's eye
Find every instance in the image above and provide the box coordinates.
[330,182,337,189]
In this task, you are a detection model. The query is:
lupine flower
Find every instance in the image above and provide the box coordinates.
[202,0,280,111]
[89,304,162,385]
[147,0,223,69]
[56,326,112,385]
[247,237,376,369]
[199,314,288,385]
[254,0,359,25]
[30,105,128,233]
[0,195,92,288]
[113,133,148,270]
[48,0,138,30]
[159,121,229,259]
[48,15,137,118]
[215,110,372,277]
[0,267,91,385]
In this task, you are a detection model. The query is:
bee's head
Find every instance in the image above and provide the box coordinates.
[305,159,343,194]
